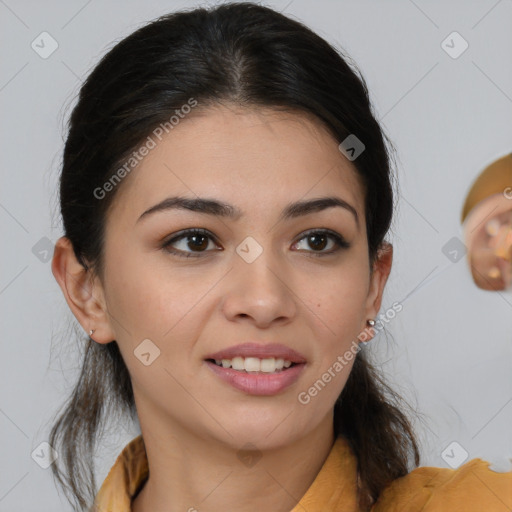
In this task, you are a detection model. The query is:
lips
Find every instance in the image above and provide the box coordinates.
[204,360,306,395]
[204,342,307,364]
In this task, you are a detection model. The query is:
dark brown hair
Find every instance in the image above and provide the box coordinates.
[50,3,420,510]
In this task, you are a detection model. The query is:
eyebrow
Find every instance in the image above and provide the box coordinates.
[137,195,359,226]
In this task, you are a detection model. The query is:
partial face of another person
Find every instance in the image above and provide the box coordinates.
[464,193,512,291]
[59,105,390,451]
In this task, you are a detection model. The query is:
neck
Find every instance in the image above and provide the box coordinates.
[131,411,335,512]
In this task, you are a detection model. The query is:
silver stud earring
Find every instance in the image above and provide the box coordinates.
[366,319,375,327]
[89,329,95,336]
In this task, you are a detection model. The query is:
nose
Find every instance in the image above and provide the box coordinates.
[220,246,297,329]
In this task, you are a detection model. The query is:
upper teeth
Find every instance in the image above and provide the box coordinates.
[214,357,293,372]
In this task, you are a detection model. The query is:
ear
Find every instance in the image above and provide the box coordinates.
[363,242,393,337]
[51,236,115,344]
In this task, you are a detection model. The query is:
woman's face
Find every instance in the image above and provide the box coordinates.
[72,105,390,449]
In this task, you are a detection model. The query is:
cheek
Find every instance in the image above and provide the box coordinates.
[103,243,168,326]
[105,267,209,388]
[296,260,369,392]
[300,263,369,332]
[105,254,222,353]
[108,273,194,338]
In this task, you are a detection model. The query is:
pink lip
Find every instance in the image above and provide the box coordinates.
[204,360,306,396]
[204,342,307,363]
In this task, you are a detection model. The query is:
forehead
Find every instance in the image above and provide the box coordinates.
[106,105,365,225]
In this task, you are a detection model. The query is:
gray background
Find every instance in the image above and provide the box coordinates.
[1,0,511,510]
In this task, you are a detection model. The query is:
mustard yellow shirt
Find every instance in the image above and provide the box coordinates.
[93,435,512,511]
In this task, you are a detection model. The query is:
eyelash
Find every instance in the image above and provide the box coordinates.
[161,228,350,259]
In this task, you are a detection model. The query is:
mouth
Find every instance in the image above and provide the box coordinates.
[203,356,306,396]
[203,342,307,395]
[205,356,301,374]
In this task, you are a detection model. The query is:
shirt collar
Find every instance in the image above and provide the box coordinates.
[93,434,359,512]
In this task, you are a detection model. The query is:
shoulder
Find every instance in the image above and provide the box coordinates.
[93,435,148,512]
[371,457,512,512]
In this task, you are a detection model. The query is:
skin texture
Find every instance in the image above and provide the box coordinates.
[52,104,392,512]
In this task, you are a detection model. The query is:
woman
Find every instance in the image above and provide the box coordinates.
[49,3,512,511]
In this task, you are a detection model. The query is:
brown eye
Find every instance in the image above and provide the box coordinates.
[185,233,209,251]
[307,233,328,251]
[162,229,219,258]
[293,229,350,256]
